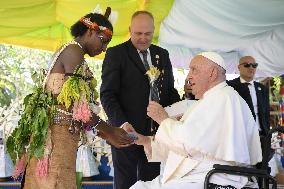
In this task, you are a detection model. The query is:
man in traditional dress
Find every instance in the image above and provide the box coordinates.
[130,52,262,189]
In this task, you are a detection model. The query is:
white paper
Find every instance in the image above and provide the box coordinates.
[164,100,196,118]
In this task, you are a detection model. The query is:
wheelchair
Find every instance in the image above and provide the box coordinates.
[204,126,284,189]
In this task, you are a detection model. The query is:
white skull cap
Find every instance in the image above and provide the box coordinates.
[198,52,226,70]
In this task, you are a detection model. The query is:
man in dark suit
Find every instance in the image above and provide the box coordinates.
[227,56,270,167]
[227,56,269,135]
[100,11,180,189]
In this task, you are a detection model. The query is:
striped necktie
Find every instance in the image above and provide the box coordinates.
[140,50,150,70]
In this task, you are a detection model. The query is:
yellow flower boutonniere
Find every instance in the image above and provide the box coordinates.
[145,66,161,84]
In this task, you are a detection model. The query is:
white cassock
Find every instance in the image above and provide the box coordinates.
[130,82,262,189]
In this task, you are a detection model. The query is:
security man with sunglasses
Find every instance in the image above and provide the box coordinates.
[227,56,270,167]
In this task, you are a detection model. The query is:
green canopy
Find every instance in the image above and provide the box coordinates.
[0,0,174,58]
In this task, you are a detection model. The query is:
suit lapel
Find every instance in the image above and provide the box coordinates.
[149,45,161,70]
[237,78,256,119]
[127,40,146,74]
[254,82,266,131]
[254,82,263,112]
[149,46,163,95]
[254,82,270,134]
[237,78,250,97]
[254,82,262,100]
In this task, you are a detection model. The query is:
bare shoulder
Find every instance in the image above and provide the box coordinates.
[59,44,85,73]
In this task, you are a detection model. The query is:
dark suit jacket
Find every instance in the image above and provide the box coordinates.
[227,77,270,135]
[100,40,180,136]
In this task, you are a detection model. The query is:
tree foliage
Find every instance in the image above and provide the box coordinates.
[0,44,51,107]
[0,44,106,108]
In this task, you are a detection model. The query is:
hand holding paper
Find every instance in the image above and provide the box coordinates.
[164,100,196,118]
[134,133,151,146]
[147,101,169,124]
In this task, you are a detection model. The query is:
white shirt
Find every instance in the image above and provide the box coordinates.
[240,77,261,131]
[138,48,153,67]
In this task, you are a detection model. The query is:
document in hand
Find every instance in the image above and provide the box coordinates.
[164,100,196,118]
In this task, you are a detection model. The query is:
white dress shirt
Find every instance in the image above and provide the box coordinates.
[240,77,261,131]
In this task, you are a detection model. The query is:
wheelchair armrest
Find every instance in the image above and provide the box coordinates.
[212,164,267,175]
[205,164,277,189]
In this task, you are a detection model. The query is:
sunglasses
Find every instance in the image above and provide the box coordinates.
[240,63,258,68]
[97,35,111,46]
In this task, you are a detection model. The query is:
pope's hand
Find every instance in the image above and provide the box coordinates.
[147,101,169,124]
[121,122,135,133]
[134,132,151,146]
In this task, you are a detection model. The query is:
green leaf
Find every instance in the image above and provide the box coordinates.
[33,143,44,159]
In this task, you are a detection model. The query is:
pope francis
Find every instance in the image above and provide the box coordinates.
[130,52,262,189]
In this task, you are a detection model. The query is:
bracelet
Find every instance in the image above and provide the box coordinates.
[83,116,101,131]
[92,118,102,135]
[93,118,102,129]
